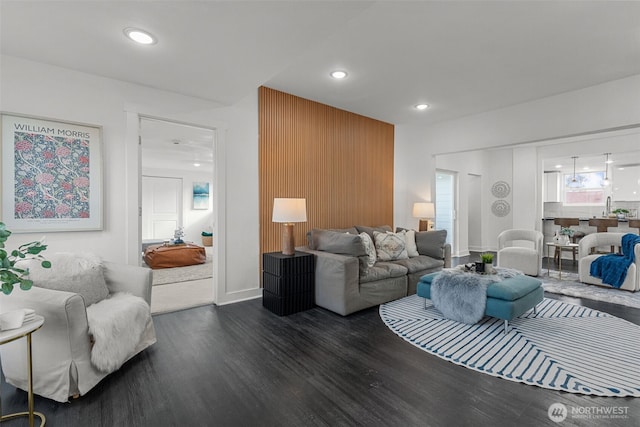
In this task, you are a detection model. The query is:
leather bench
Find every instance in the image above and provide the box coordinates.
[143,243,206,269]
[417,271,543,333]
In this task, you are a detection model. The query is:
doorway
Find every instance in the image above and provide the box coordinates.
[435,170,456,251]
[467,174,482,252]
[139,117,216,312]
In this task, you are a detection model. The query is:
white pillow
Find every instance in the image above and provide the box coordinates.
[373,231,408,261]
[359,232,377,267]
[24,252,109,306]
[404,229,419,257]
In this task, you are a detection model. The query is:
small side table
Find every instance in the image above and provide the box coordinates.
[546,242,579,280]
[0,315,45,427]
[262,251,315,316]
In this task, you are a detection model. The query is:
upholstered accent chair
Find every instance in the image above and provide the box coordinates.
[0,254,156,402]
[496,229,544,277]
[578,232,640,292]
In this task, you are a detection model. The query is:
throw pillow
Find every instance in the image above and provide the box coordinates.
[24,252,109,306]
[404,229,419,257]
[415,229,447,259]
[359,232,377,267]
[373,231,408,261]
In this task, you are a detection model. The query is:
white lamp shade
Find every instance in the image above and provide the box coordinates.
[412,202,435,218]
[272,198,307,223]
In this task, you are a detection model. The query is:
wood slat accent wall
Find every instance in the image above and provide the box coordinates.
[259,86,394,256]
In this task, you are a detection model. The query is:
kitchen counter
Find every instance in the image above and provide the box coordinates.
[542,217,631,222]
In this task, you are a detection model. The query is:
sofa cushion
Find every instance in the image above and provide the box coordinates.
[486,275,542,301]
[359,232,377,267]
[309,229,369,275]
[416,230,447,259]
[309,229,366,255]
[307,227,358,249]
[360,262,408,283]
[26,252,109,306]
[355,225,392,241]
[374,231,408,261]
[390,255,444,274]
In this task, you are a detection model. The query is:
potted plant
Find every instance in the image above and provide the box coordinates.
[612,208,630,219]
[559,227,574,244]
[0,222,50,295]
[475,252,494,273]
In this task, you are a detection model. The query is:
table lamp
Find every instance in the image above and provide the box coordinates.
[272,198,307,256]
[413,202,435,231]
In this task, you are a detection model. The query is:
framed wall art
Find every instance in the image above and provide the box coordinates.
[193,181,210,210]
[1,113,103,232]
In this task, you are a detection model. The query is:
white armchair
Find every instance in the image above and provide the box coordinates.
[578,232,640,292]
[496,229,544,276]
[0,260,156,402]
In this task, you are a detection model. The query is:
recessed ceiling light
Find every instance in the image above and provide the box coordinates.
[193,163,201,167]
[123,27,157,45]
[555,164,562,168]
[415,104,429,110]
[330,70,348,79]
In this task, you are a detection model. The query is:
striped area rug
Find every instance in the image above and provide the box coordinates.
[380,295,640,397]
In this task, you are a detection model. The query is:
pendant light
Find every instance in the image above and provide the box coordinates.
[568,156,580,188]
[602,152,611,187]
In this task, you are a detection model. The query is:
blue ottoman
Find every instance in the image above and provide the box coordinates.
[417,271,543,333]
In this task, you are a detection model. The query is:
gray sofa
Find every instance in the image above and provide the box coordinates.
[300,225,451,315]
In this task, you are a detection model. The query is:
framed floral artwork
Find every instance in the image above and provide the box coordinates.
[1,113,103,232]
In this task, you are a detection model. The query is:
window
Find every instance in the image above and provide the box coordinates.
[564,171,605,205]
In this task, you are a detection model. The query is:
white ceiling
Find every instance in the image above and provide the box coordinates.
[139,118,215,171]
[2,1,639,128]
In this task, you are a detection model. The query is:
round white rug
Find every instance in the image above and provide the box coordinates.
[380,295,640,397]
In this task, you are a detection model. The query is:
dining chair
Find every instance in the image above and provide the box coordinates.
[588,218,619,253]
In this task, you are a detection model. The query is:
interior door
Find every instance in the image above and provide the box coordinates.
[435,170,456,251]
[141,176,183,240]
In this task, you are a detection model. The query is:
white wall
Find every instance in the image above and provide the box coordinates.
[395,73,640,254]
[0,55,261,305]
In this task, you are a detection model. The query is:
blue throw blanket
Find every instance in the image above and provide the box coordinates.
[590,233,640,288]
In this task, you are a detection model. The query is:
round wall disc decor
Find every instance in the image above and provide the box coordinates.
[491,200,511,217]
[491,181,511,198]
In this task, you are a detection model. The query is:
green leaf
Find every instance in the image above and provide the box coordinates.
[0,222,48,295]
[2,282,13,295]
[19,279,33,291]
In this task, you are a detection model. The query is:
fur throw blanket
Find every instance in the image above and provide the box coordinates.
[86,292,151,373]
[431,268,521,324]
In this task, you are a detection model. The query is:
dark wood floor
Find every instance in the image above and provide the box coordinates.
[2,278,639,426]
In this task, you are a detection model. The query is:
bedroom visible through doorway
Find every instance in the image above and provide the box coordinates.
[139,117,216,313]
